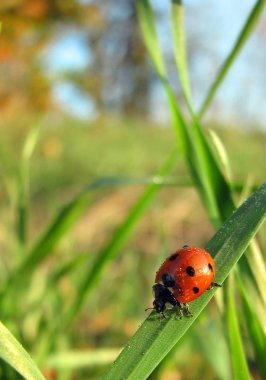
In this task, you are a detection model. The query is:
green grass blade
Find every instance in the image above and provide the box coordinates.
[15,176,159,277]
[246,239,266,308]
[0,321,45,380]
[17,124,42,246]
[63,149,179,327]
[226,276,252,380]
[137,0,189,156]
[18,191,93,275]
[171,0,192,107]
[137,0,234,226]
[195,320,231,380]
[20,253,89,318]
[136,0,166,78]
[103,182,266,379]
[208,129,233,183]
[199,0,266,118]
[237,271,266,379]
[164,85,234,226]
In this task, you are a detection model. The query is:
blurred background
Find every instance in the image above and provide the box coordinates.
[0,0,266,379]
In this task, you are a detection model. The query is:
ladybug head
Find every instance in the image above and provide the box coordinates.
[152,283,177,314]
[153,298,165,313]
[152,284,166,313]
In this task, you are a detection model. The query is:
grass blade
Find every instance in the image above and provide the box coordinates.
[0,321,45,380]
[103,182,266,379]
[13,176,161,277]
[138,0,266,320]
[18,191,93,275]
[137,0,235,227]
[226,276,252,380]
[136,0,166,78]
[246,239,266,308]
[63,149,179,326]
[198,0,266,118]
[237,271,266,379]
[171,0,192,108]
[195,320,231,380]
[164,85,234,226]
[17,124,42,246]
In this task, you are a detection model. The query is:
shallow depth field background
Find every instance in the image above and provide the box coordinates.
[0,1,266,379]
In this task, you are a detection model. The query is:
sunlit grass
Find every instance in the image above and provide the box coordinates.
[0,0,265,378]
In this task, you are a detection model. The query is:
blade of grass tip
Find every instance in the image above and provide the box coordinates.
[63,149,179,328]
[171,0,193,111]
[208,129,233,184]
[198,0,266,118]
[102,182,266,380]
[0,321,45,380]
[236,270,266,380]
[226,276,252,380]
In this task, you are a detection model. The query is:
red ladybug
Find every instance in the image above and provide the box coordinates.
[148,246,221,318]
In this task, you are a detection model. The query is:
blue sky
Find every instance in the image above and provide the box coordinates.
[41,0,266,128]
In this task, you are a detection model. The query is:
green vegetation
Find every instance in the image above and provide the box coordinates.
[0,0,265,379]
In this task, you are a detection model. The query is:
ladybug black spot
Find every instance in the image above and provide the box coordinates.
[208,263,213,272]
[186,266,195,277]
[162,273,175,287]
[193,287,199,294]
[168,253,179,261]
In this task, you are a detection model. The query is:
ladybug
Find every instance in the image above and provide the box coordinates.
[147,246,221,318]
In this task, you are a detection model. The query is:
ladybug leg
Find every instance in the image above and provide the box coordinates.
[183,303,193,318]
[161,311,168,319]
[208,282,222,290]
[173,301,183,319]
[176,305,183,319]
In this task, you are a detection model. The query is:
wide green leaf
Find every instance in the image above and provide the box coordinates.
[103,182,266,379]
